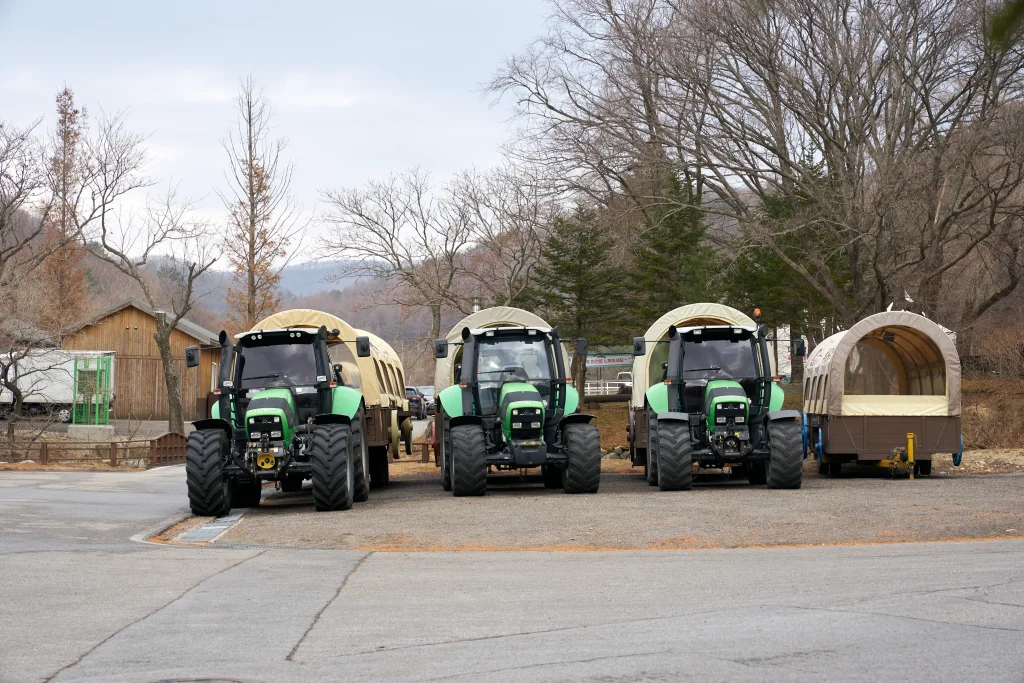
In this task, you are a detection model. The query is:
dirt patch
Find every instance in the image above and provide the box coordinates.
[216,458,1024,552]
[0,461,145,472]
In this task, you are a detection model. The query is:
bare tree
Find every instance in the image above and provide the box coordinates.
[72,113,216,435]
[320,168,475,343]
[453,166,548,307]
[219,76,305,332]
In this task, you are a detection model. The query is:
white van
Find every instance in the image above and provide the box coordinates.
[0,350,115,422]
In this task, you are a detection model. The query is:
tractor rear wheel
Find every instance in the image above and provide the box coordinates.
[440,417,453,491]
[767,419,803,489]
[645,409,659,486]
[542,464,563,489]
[451,424,487,496]
[747,460,767,485]
[231,479,262,508]
[656,421,692,491]
[563,423,601,493]
[369,446,390,489]
[352,411,370,502]
[186,429,230,517]
[281,475,304,493]
[311,424,354,511]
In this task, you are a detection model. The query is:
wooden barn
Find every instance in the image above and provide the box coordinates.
[62,299,221,421]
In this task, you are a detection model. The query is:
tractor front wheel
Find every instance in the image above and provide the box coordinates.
[352,411,370,502]
[542,464,563,489]
[451,424,487,496]
[311,424,354,511]
[185,429,230,517]
[563,423,601,493]
[369,446,390,489]
[656,421,692,491]
[766,419,803,489]
[645,409,659,487]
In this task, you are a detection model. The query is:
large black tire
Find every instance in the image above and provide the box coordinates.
[748,460,767,485]
[542,464,563,489]
[281,475,304,493]
[440,417,452,491]
[563,423,601,493]
[767,419,803,489]
[369,446,390,489]
[451,424,487,496]
[310,425,354,511]
[656,420,693,491]
[352,411,370,503]
[186,429,230,517]
[645,409,659,486]
[231,479,262,508]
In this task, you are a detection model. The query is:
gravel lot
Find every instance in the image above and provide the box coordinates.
[217,459,1024,550]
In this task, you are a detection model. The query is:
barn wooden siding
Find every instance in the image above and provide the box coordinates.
[62,305,220,421]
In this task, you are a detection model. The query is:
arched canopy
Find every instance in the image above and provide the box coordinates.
[433,307,571,391]
[630,303,756,407]
[803,311,960,417]
[251,309,405,409]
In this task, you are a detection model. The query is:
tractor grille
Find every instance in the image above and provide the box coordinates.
[248,415,281,440]
[508,407,543,440]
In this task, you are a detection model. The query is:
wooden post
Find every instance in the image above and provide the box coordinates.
[149,439,157,469]
[40,442,49,466]
[109,442,117,467]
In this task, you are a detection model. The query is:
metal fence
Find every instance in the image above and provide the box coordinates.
[1,432,186,468]
[584,380,631,396]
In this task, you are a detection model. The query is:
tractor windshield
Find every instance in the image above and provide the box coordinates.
[682,338,758,380]
[237,337,318,389]
[475,334,553,414]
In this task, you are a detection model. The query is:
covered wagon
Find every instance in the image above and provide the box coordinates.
[803,311,962,476]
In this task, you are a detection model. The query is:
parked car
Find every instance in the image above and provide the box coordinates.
[418,386,436,415]
[616,370,633,394]
[406,386,427,420]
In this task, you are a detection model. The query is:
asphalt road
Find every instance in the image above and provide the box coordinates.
[1,467,1022,682]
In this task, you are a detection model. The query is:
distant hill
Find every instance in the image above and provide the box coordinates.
[278,260,362,297]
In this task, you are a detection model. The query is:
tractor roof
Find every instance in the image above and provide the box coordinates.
[677,324,756,336]
[470,325,553,336]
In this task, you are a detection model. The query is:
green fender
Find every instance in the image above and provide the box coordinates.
[645,383,670,414]
[437,384,465,417]
[564,385,580,414]
[331,386,364,420]
[769,383,785,412]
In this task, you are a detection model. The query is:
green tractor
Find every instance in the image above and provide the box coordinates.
[433,326,602,495]
[184,325,373,516]
[633,323,805,490]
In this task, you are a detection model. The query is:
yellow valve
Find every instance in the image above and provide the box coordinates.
[907,433,915,480]
[256,453,276,469]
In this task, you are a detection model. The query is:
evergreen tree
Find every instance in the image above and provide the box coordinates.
[627,173,716,330]
[527,204,620,400]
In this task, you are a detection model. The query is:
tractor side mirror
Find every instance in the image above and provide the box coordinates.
[632,337,646,356]
[332,363,344,383]
[185,346,199,368]
[575,338,588,358]
[355,336,371,358]
[435,339,449,359]
[792,338,807,357]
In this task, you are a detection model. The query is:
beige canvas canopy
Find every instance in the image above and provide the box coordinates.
[433,306,571,391]
[630,303,756,407]
[803,311,960,417]
[251,309,406,409]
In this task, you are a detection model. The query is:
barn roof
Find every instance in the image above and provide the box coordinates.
[68,298,220,345]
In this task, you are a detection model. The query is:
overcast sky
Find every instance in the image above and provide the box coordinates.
[0,0,547,230]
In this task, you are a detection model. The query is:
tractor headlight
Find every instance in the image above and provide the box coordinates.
[512,409,520,416]
[250,431,261,438]
[735,416,745,424]
[513,422,522,429]
[716,416,726,424]
[531,422,541,428]
[274,416,280,423]
[271,431,282,438]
